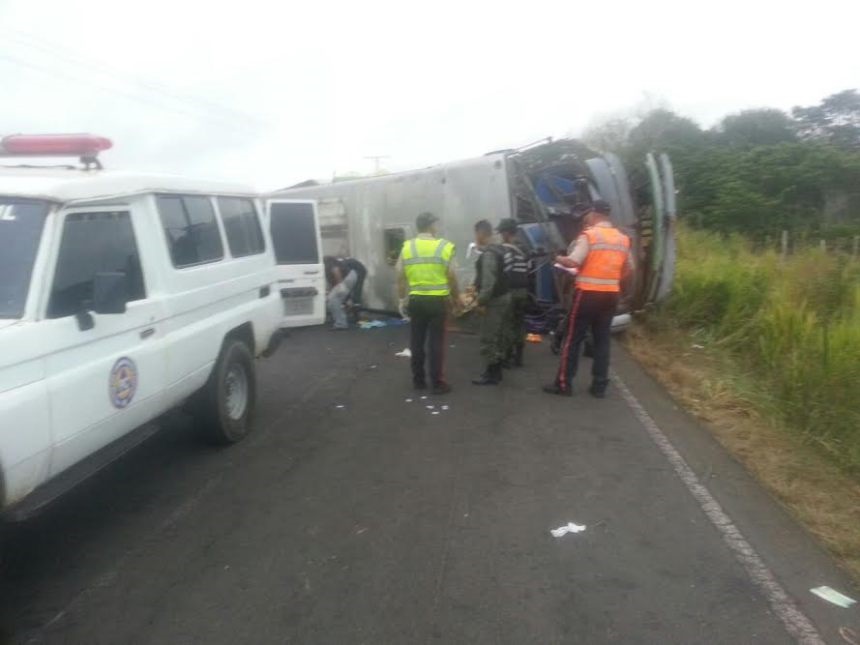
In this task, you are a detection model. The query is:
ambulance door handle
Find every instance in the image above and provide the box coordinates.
[140,328,155,340]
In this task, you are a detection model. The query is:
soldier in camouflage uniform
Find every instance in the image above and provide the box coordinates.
[471,220,511,386]
[497,218,530,368]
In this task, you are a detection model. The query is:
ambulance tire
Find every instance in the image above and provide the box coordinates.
[197,339,256,445]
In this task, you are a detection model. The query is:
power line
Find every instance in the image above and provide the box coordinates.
[0,52,245,131]
[0,27,264,128]
[0,28,267,133]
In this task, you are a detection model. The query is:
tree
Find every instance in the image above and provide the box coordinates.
[715,109,797,147]
[792,89,860,150]
[581,117,634,154]
[627,109,705,155]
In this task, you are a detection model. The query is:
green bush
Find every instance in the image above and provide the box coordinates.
[659,226,860,470]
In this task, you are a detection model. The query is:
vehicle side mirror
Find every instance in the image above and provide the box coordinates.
[93,272,129,315]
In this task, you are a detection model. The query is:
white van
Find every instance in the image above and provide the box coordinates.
[0,135,318,517]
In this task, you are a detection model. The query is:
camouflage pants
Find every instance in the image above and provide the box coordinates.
[503,288,529,356]
[479,294,511,365]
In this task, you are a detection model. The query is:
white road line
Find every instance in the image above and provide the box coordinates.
[613,375,824,645]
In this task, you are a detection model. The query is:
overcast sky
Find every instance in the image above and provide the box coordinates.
[1,0,858,190]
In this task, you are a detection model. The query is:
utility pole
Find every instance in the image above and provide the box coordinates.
[364,155,390,175]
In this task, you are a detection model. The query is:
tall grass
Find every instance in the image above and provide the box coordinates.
[660,225,860,470]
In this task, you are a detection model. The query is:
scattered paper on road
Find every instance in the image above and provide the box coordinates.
[405,398,413,403]
[441,405,449,411]
[335,405,345,409]
[395,348,412,357]
[361,319,409,330]
[420,395,428,400]
[426,405,435,410]
[810,586,856,608]
[550,522,587,538]
[432,411,440,415]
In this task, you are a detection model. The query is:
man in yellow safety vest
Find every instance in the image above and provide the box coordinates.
[397,212,460,395]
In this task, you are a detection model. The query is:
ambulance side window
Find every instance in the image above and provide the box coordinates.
[48,211,146,319]
[156,194,224,268]
[218,197,265,258]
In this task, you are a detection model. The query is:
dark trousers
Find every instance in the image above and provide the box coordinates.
[556,290,618,391]
[351,272,366,306]
[408,295,447,386]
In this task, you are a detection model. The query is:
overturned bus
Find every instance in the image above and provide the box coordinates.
[274,138,676,332]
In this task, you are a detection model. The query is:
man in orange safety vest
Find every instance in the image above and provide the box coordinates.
[544,200,633,398]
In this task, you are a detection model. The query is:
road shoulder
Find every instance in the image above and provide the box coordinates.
[613,344,859,642]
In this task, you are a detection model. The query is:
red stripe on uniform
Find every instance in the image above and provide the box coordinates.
[557,289,584,390]
[439,310,448,385]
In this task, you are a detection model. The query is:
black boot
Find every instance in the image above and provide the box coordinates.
[513,343,524,368]
[493,362,504,382]
[472,364,500,386]
[589,379,609,399]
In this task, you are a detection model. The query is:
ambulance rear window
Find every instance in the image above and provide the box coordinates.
[269,202,319,265]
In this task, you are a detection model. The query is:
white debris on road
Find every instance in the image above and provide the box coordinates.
[550,522,587,538]
[394,348,412,357]
[810,586,856,608]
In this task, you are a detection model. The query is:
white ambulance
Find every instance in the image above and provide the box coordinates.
[0,134,322,518]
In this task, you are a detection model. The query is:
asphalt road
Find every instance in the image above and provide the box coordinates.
[2,326,857,644]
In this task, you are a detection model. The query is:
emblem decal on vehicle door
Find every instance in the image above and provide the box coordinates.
[109,357,138,409]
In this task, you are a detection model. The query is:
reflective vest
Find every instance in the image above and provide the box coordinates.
[577,225,630,293]
[501,243,529,290]
[401,237,455,297]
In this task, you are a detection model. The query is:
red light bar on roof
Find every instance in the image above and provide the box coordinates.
[0,133,113,157]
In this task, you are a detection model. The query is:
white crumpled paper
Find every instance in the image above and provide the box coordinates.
[550,522,587,538]
[394,348,412,358]
[810,586,856,608]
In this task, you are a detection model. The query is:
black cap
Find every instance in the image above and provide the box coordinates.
[497,218,519,233]
[591,199,611,215]
[416,212,438,232]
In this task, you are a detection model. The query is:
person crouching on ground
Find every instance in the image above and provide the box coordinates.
[325,256,367,330]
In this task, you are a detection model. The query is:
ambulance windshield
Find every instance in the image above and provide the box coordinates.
[0,199,50,319]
